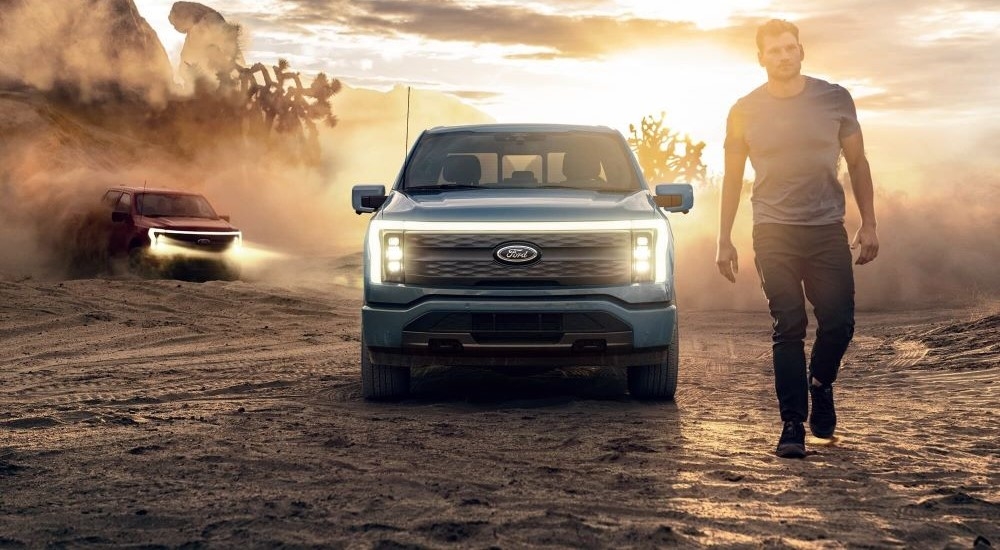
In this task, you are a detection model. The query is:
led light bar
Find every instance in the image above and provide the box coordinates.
[632,231,654,283]
[147,229,243,257]
[382,233,404,283]
[367,219,670,284]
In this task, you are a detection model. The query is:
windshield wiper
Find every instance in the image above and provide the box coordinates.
[406,184,490,192]
[533,185,629,193]
[494,133,546,142]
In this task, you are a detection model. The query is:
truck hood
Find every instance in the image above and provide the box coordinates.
[140,217,239,232]
[378,189,657,223]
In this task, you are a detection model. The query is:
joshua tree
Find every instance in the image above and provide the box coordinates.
[170,2,341,165]
[233,59,340,164]
[628,112,707,185]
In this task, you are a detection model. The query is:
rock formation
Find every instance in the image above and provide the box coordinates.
[0,0,174,104]
[169,1,244,90]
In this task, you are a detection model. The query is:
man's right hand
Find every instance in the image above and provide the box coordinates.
[716,241,739,283]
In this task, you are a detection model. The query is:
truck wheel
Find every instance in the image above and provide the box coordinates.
[215,261,241,281]
[361,336,410,400]
[128,246,157,278]
[627,321,679,400]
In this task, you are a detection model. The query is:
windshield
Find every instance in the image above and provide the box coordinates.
[403,131,641,191]
[137,193,218,218]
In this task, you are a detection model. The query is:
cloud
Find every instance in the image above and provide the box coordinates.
[261,0,1000,119]
[504,52,562,61]
[280,0,700,59]
[712,1,1000,117]
[853,92,929,111]
[445,89,503,101]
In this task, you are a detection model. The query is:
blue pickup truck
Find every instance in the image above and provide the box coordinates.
[352,124,693,400]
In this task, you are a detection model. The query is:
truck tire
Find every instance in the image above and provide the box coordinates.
[627,321,679,400]
[128,246,157,278]
[216,261,241,281]
[361,336,410,400]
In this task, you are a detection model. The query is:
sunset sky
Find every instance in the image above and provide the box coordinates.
[135,0,999,186]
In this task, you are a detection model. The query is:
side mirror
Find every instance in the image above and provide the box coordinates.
[352,185,387,214]
[219,214,231,222]
[111,211,128,223]
[654,183,694,214]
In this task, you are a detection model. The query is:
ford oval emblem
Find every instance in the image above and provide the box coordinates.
[494,243,540,265]
[197,238,211,246]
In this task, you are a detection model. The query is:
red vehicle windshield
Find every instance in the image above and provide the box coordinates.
[137,193,218,219]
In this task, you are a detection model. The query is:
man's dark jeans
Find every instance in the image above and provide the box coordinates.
[753,223,855,423]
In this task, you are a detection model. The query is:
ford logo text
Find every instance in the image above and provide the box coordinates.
[494,243,541,265]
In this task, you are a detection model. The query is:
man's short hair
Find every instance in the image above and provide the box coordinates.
[756,19,800,52]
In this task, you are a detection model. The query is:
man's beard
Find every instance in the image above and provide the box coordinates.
[768,63,801,82]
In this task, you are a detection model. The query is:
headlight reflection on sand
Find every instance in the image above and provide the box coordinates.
[145,229,286,267]
[229,240,288,266]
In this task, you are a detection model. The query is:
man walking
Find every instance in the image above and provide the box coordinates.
[716,19,879,458]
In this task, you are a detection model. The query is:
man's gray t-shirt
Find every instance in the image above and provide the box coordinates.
[725,76,860,225]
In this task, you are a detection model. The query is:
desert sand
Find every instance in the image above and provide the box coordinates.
[0,258,996,548]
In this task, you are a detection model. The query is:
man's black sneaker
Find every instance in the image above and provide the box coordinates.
[775,421,806,458]
[809,383,837,438]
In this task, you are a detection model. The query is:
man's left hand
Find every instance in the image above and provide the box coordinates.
[851,225,879,265]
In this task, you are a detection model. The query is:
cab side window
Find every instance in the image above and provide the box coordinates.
[115,192,132,213]
[102,191,122,208]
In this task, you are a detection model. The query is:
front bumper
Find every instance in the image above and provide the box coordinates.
[146,230,242,269]
[146,255,236,274]
[363,298,676,369]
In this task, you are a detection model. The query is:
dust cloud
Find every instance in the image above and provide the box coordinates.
[669,168,1000,311]
[0,0,173,105]
[2,1,995,310]
[0,1,489,282]
[0,92,486,281]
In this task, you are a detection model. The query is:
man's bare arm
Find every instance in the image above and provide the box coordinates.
[841,131,879,265]
[716,148,748,282]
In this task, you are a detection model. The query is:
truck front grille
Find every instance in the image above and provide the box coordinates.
[403,231,630,286]
[159,232,238,253]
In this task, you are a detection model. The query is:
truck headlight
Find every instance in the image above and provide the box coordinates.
[230,233,243,255]
[632,231,654,283]
[148,229,164,254]
[382,232,404,283]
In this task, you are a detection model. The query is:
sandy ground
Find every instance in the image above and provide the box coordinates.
[0,259,997,549]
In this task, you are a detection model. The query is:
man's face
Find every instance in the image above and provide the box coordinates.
[758,32,803,81]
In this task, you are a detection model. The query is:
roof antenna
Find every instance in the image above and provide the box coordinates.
[404,86,411,158]
[140,179,147,220]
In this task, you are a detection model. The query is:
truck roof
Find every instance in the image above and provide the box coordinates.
[425,123,619,135]
[108,186,203,196]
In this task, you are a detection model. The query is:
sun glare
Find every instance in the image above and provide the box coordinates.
[616,0,773,29]
[483,44,762,174]
[600,45,760,138]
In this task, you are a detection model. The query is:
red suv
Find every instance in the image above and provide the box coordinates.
[103,186,243,280]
